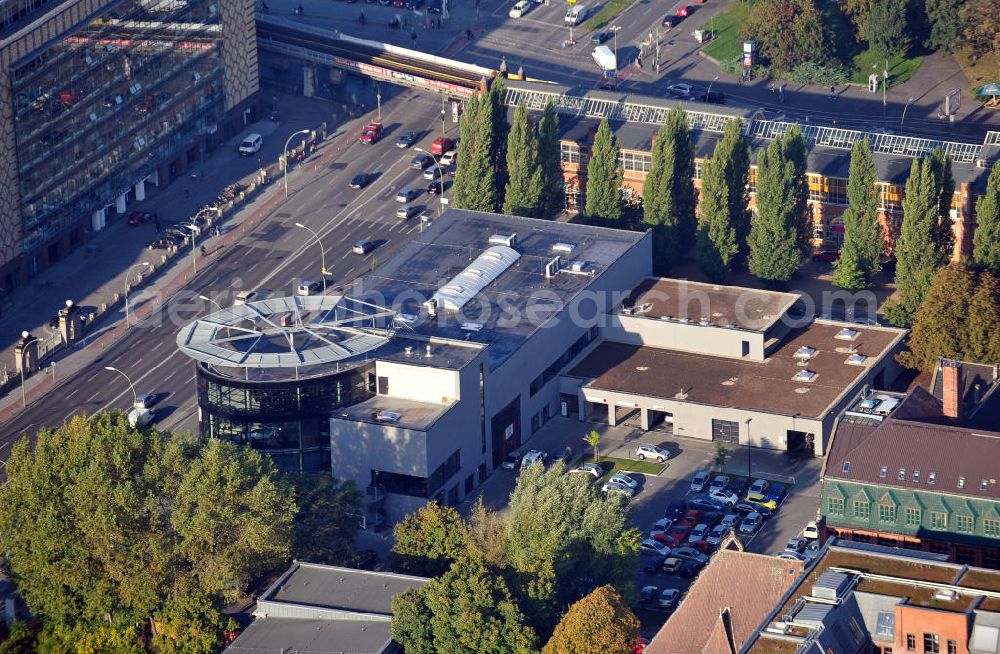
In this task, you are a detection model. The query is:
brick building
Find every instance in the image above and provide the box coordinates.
[503,80,999,261]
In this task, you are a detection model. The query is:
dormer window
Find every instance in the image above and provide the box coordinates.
[843,461,851,473]
[898,468,906,481]
[958,477,966,489]
[880,466,888,479]
[928,472,936,485]
[913,470,920,483]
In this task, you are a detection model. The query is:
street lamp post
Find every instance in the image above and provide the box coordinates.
[610,25,622,72]
[124,262,152,328]
[707,74,720,100]
[198,294,224,312]
[105,365,139,407]
[883,59,888,107]
[415,147,445,216]
[900,96,915,132]
[745,418,752,479]
[295,222,329,293]
[283,129,311,198]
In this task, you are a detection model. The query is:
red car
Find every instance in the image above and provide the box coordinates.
[128,210,151,226]
[812,249,841,262]
[676,5,692,16]
[662,523,692,546]
[681,509,703,527]
[392,0,406,6]
[358,122,383,144]
[686,539,713,554]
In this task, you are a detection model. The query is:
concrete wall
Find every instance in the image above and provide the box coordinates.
[603,314,766,360]
[374,360,461,404]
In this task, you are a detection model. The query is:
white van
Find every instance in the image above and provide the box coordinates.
[565,5,587,25]
[238,133,262,156]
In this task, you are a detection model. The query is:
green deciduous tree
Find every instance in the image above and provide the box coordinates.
[288,473,362,565]
[973,162,1000,275]
[782,124,812,254]
[503,104,543,217]
[884,158,946,326]
[696,119,748,282]
[390,588,436,654]
[0,413,295,645]
[963,271,1000,365]
[714,443,729,470]
[899,262,976,369]
[643,109,696,272]
[391,501,469,577]
[960,0,1000,60]
[537,101,564,218]
[741,0,832,71]
[925,0,963,52]
[833,138,882,289]
[585,118,623,222]
[843,0,879,39]
[866,0,910,61]
[541,585,640,654]
[748,138,801,284]
[584,429,601,462]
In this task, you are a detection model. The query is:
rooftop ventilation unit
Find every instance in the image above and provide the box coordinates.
[835,328,860,341]
[432,246,521,311]
[793,370,817,382]
[552,242,576,253]
[846,353,869,365]
[569,261,589,273]
[461,322,484,332]
[424,298,438,317]
[375,411,402,424]
[795,346,817,361]
[544,255,561,279]
[934,589,958,601]
[812,570,851,600]
[489,233,517,247]
[874,397,901,414]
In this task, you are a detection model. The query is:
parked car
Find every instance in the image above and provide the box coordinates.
[148,237,178,250]
[501,452,523,470]
[812,249,841,262]
[410,154,433,169]
[669,547,709,566]
[568,463,603,479]
[660,523,691,546]
[640,539,671,557]
[396,205,420,220]
[686,540,713,554]
[609,472,638,490]
[658,588,681,610]
[164,227,190,240]
[521,450,547,468]
[766,483,787,503]
[708,475,730,494]
[748,478,770,496]
[128,210,151,226]
[696,90,725,104]
[661,557,684,574]
[635,444,671,462]
[687,496,727,512]
[233,290,256,306]
[665,500,687,520]
[734,501,773,518]
[777,551,807,561]
[784,536,808,554]
[591,30,610,44]
[720,513,740,529]
[689,471,709,493]
[689,523,710,541]
[680,509,703,526]
[802,520,821,540]
[350,172,371,189]
[602,480,635,497]
[641,554,666,574]
[708,489,739,506]
[238,133,262,155]
[649,517,674,538]
[729,479,748,498]
[396,188,419,203]
[297,280,322,296]
[509,0,530,17]
[803,540,822,560]
[739,512,763,535]
[706,524,731,546]
[666,82,693,98]
[396,131,417,148]
[352,239,375,255]
[746,494,778,511]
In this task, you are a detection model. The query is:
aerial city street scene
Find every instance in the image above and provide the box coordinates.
[0,0,999,650]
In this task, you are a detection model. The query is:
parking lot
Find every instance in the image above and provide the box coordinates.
[460,415,823,633]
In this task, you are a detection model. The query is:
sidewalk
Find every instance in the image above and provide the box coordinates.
[0,90,373,429]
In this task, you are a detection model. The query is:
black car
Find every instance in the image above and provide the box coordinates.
[148,237,179,250]
[426,0,441,12]
[641,554,665,574]
[729,479,748,498]
[411,154,433,169]
[350,172,371,189]
[662,15,679,28]
[734,501,773,518]
[396,132,417,148]
[697,90,725,104]
[446,164,457,177]
[687,496,727,512]
[427,181,442,195]
[665,500,687,520]
[591,31,610,44]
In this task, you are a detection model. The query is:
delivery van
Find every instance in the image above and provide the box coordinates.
[565,4,588,25]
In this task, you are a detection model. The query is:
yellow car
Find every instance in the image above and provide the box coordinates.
[745,492,778,510]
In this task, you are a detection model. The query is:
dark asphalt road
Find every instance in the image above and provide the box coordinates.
[1,93,448,450]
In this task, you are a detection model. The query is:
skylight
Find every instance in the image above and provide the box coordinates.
[982,479,989,491]
[846,353,868,365]
[793,370,817,382]
[835,327,859,341]
[898,468,906,481]
[958,477,966,489]
[880,466,888,478]
[431,245,520,313]
[928,472,936,485]
[795,346,817,361]
[913,470,920,483]
[843,461,851,473]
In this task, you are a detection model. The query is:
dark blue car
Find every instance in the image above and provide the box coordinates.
[687,495,727,512]
[766,483,787,503]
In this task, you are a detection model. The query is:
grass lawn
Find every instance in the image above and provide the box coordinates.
[849,49,924,86]
[583,0,634,31]
[576,454,666,478]
[700,0,750,64]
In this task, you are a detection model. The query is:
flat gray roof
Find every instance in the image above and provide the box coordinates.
[356,209,646,369]
[225,619,393,654]
[625,277,801,332]
[333,395,455,432]
[262,562,428,614]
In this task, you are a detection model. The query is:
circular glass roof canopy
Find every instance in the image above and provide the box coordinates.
[176,295,397,369]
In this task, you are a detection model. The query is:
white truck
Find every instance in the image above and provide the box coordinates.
[592,45,617,73]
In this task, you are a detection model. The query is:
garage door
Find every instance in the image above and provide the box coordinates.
[712,419,740,443]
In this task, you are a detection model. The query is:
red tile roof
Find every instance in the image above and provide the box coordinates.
[645,550,805,654]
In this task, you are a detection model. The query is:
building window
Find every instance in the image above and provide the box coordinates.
[906,634,915,651]
[985,519,1000,537]
[560,142,581,164]
[854,499,871,520]
[931,512,948,530]
[880,183,904,212]
[947,640,957,654]
[712,419,740,444]
[923,633,940,654]
[959,476,966,489]
[828,177,849,204]
[956,547,977,565]
[529,328,598,396]
[905,507,921,527]
[957,514,974,533]
[983,549,1000,569]
[879,504,896,523]
[930,540,950,554]
[694,160,703,180]
[619,150,651,173]
[828,497,845,514]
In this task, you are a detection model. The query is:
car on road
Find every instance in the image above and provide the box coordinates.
[666,83,693,99]
[803,520,821,540]
[675,4,692,16]
[661,557,684,574]
[687,496,727,512]
[657,588,680,610]
[669,547,709,566]
[602,480,635,497]
[706,524,731,546]
[352,240,375,255]
[591,30,610,44]
[508,0,530,17]
[708,489,739,506]
[640,539,671,557]
[689,471,709,493]
[689,523,710,541]
[396,205,420,220]
[521,449,547,468]
[662,14,679,28]
[568,463,603,479]
[423,164,442,181]
[350,173,371,189]
[396,131,417,148]
[410,154,433,169]
[234,290,256,306]
[739,512,763,535]
[609,472,638,490]
[812,249,841,262]
[708,475,730,494]
[297,280,322,296]
[635,444,671,462]
[427,181,443,195]
[238,133,262,155]
[148,237,178,250]
[439,149,457,166]
[396,188,420,203]
[134,393,155,409]
[501,452,523,470]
